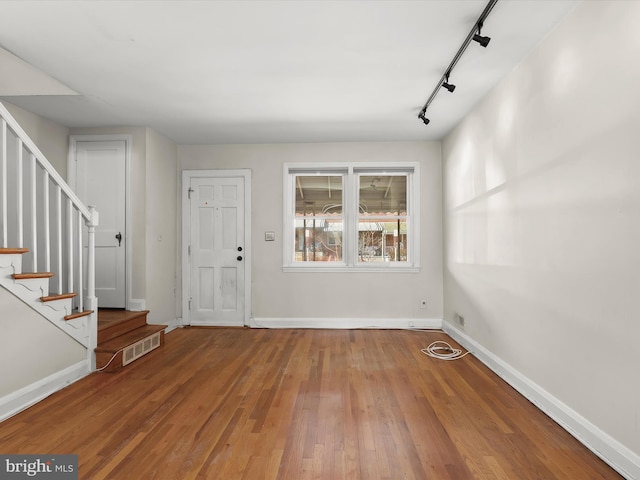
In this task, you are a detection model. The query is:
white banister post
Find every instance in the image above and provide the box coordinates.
[30,153,38,271]
[1,118,7,248]
[77,210,84,312]
[67,198,73,295]
[43,171,50,272]
[86,206,99,370]
[17,139,23,248]
[55,185,62,294]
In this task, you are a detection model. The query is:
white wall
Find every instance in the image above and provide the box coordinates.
[0,287,85,397]
[3,100,69,176]
[69,126,179,322]
[145,128,178,326]
[69,126,149,304]
[179,141,443,324]
[442,0,640,473]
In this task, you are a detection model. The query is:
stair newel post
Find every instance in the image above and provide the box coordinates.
[86,205,99,370]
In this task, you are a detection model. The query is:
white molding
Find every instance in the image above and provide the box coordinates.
[282,265,421,273]
[0,361,89,422]
[443,321,640,480]
[250,317,442,330]
[147,318,179,334]
[128,298,146,311]
[163,318,180,334]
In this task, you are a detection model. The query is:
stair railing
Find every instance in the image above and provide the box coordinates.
[0,101,98,369]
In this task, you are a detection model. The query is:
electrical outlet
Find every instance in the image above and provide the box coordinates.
[420,300,427,309]
[455,313,465,328]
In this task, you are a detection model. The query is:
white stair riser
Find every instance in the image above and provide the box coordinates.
[0,254,24,275]
[10,277,50,298]
[0,254,87,345]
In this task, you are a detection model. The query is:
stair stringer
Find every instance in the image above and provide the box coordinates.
[0,253,89,347]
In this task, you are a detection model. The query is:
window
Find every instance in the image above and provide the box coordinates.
[283,163,420,271]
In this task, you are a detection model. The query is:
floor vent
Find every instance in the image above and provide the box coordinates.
[122,332,161,366]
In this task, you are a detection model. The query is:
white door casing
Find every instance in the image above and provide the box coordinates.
[182,170,251,326]
[69,136,130,309]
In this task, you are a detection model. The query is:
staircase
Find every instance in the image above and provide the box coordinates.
[1,100,99,369]
[0,101,168,375]
[96,310,165,372]
[0,247,94,346]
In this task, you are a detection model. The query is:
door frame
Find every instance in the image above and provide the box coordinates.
[181,169,252,326]
[68,134,132,310]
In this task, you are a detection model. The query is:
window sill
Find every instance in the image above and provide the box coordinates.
[283,264,420,273]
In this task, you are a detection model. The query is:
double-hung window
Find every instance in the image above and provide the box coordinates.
[283,163,420,271]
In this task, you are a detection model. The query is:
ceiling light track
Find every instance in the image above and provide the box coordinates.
[418,0,498,126]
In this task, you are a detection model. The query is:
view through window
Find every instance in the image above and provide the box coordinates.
[284,164,419,270]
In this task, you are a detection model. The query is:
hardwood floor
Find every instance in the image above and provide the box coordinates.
[0,328,622,479]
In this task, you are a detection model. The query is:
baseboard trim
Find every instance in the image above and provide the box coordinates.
[163,318,180,334]
[250,317,443,330]
[0,361,89,423]
[442,321,639,480]
[128,299,146,311]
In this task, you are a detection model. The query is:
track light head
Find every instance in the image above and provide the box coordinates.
[473,22,491,47]
[441,81,456,92]
[418,112,430,126]
[473,33,491,47]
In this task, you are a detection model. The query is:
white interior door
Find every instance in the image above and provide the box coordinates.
[187,175,247,326]
[74,140,126,308]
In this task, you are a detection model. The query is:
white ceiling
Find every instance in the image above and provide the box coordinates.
[0,0,578,145]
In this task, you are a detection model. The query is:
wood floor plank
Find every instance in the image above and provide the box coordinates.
[0,328,623,479]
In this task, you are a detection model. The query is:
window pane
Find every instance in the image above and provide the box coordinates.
[358,175,406,216]
[285,164,416,269]
[295,175,343,216]
[294,218,343,262]
[358,218,407,262]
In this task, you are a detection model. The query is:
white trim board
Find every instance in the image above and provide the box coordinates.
[443,321,640,480]
[250,317,442,330]
[0,361,89,423]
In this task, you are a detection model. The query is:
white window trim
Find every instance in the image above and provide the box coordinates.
[283,162,420,272]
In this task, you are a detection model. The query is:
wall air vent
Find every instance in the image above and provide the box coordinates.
[122,332,161,366]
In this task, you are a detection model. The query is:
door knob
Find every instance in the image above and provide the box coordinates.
[237,256,243,261]
[115,232,122,247]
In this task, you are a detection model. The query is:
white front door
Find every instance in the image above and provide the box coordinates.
[185,172,249,326]
[73,140,126,308]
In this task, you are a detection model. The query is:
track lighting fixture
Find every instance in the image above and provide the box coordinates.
[417,0,497,127]
[441,75,456,92]
[473,22,491,47]
[418,112,430,125]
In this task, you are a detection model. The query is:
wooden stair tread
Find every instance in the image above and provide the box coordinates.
[95,324,165,353]
[98,310,150,330]
[98,310,150,344]
[41,292,77,302]
[0,248,29,254]
[64,310,94,321]
[12,272,55,279]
